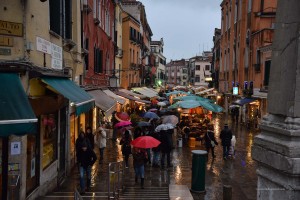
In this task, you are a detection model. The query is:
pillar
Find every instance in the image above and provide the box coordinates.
[252,0,300,199]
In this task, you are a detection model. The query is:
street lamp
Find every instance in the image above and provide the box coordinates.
[109,73,118,88]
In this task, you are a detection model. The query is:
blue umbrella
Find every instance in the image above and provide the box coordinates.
[143,112,160,119]
[168,100,224,113]
[137,121,151,127]
[165,90,189,96]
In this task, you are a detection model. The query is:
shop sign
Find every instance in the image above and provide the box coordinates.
[36,36,51,54]
[0,47,11,55]
[0,20,23,37]
[233,87,238,95]
[0,36,13,46]
[51,58,63,69]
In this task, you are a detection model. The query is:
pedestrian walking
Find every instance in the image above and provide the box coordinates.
[132,147,147,189]
[159,129,173,169]
[220,124,233,159]
[204,125,218,159]
[86,126,95,149]
[150,131,161,167]
[77,141,97,194]
[76,131,91,156]
[120,130,132,168]
[95,125,107,163]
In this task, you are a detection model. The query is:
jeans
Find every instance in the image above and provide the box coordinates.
[99,147,105,161]
[152,151,160,165]
[223,145,230,158]
[79,166,91,191]
[134,165,144,178]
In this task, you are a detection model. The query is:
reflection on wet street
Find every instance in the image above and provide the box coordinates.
[41,114,259,200]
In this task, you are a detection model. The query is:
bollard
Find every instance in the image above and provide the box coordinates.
[223,185,232,200]
[190,150,207,193]
[177,138,182,147]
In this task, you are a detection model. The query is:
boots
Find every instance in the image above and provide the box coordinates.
[141,178,144,189]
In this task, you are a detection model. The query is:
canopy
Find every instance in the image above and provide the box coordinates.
[132,87,157,98]
[165,90,189,96]
[232,98,257,106]
[42,77,94,115]
[119,88,146,99]
[195,88,215,95]
[103,89,126,104]
[0,73,37,136]
[114,91,151,104]
[168,100,223,113]
[87,90,117,115]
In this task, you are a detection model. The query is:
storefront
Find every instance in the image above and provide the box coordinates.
[40,77,95,173]
[0,73,38,200]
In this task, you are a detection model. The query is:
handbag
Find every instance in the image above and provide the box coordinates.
[207,132,215,147]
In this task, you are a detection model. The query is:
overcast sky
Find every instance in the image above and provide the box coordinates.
[138,0,221,62]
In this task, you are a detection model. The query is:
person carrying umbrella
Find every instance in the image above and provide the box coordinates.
[120,130,132,168]
[204,124,218,159]
[132,147,147,189]
[159,129,173,169]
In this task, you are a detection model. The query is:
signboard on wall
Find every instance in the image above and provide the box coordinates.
[36,36,51,54]
[0,20,23,37]
[51,43,62,69]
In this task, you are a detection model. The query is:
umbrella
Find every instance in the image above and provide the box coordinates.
[143,112,160,119]
[157,102,167,107]
[162,115,179,125]
[115,121,132,128]
[131,136,161,148]
[173,95,213,103]
[137,121,151,127]
[168,100,201,109]
[155,123,175,132]
[115,112,130,121]
[120,125,133,132]
[148,108,158,112]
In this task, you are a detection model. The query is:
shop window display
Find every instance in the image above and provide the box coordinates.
[41,114,57,169]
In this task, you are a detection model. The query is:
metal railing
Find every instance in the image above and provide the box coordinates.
[74,188,83,200]
[107,160,125,199]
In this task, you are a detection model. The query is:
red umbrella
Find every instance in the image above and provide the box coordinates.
[131,136,161,148]
[115,121,132,128]
[115,112,130,121]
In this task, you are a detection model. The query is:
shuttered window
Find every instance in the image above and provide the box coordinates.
[50,1,61,35]
[94,47,103,73]
[65,0,72,39]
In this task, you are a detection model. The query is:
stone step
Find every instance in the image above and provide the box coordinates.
[119,186,169,200]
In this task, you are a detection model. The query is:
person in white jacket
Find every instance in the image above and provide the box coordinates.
[95,125,107,163]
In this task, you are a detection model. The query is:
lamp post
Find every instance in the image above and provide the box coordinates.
[109,72,118,88]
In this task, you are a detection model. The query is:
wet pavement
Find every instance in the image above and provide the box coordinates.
[41,113,259,200]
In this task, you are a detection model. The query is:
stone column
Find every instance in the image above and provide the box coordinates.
[252,0,300,199]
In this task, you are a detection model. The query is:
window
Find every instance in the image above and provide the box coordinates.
[98,0,102,23]
[196,65,200,70]
[41,114,58,169]
[205,65,210,71]
[195,75,200,82]
[94,47,103,73]
[264,60,271,86]
[93,0,97,18]
[248,0,252,13]
[84,38,89,70]
[49,0,72,39]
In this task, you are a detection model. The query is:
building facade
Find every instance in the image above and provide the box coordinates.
[165,59,188,87]
[150,38,166,88]
[219,0,277,118]
[0,1,95,199]
[189,52,212,87]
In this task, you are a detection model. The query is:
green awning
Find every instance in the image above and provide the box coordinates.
[42,77,95,115]
[0,73,37,136]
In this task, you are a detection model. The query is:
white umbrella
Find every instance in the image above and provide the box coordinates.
[157,102,167,107]
[162,115,179,125]
[155,123,175,132]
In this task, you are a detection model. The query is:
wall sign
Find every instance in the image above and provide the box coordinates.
[0,20,23,37]
[36,36,51,54]
[0,36,13,47]
[11,142,21,155]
